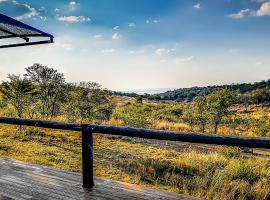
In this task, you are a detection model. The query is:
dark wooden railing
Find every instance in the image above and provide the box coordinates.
[0,117,270,190]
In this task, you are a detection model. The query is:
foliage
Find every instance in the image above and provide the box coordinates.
[135,95,143,104]
[146,79,270,102]
[112,103,153,128]
[0,64,115,123]
[249,88,270,105]
[64,82,114,123]
[207,89,237,134]
[0,74,37,118]
[193,96,209,133]
[25,63,66,118]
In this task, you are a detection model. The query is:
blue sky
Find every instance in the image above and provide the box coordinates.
[0,0,270,91]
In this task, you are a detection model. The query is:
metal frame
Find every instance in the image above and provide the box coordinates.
[0,38,53,49]
[0,13,54,48]
[0,117,270,193]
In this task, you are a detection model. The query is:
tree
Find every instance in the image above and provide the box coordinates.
[25,63,66,118]
[65,82,114,123]
[207,89,237,134]
[136,96,143,104]
[249,88,270,105]
[182,106,196,131]
[193,96,209,133]
[112,103,151,128]
[0,74,37,118]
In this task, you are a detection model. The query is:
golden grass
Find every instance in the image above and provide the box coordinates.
[0,124,269,200]
[153,120,190,132]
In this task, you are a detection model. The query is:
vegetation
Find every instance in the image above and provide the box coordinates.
[146,79,270,102]
[0,63,270,199]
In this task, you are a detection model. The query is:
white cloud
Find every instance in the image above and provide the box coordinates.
[228,9,250,19]
[251,0,269,2]
[113,26,120,30]
[229,48,240,55]
[69,1,79,11]
[101,49,116,53]
[128,23,136,27]
[39,6,47,12]
[112,33,122,40]
[93,34,102,39]
[255,61,263,66]
[174,56,194,63]
[228,2,270,19]
[55,8,60,12]
[252,2,270,16]
[0,0,38,20]
[146,19,159,24]
[155,47,176,56]
[38,16,47,21]
[0,53,9,59]
[53,42,73,51]
[193,3,201,9]
[155,48,166,56]
[57,16,91,23]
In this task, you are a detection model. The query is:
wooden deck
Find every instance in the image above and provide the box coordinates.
[0,158,197,200]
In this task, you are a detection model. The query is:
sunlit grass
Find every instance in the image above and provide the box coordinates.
[0,124,269,200]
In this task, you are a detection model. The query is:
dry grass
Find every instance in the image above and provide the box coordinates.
[153,120,190,132]
[0,124,269,200]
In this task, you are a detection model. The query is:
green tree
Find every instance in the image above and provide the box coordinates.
[112,103,152,128]
[182,106,196,131]
[249,88,270,105]
[65,82,114,123]
[136,96,143,104]
[193,96,209,133]
[25,63,66,118]
[207,89,237,134]
[0,74,37,118]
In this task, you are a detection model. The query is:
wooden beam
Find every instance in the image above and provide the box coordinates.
[82,126,94,188]
[0,117,270,149]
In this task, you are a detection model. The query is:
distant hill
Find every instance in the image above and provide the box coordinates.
[114,79,270,102]
[122,88,175,95]
[151,79,270,101]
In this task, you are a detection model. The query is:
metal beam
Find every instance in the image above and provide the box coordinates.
[0,39,53,49]
[0,27,29,42]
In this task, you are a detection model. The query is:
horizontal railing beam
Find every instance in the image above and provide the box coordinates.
[0,117,270,149]
[0,117,81,131]
[91,125,270,149]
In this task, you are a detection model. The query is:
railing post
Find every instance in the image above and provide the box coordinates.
[82,126,94,188]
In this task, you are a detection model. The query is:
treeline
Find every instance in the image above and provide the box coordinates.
[0,63,114,123]
[113,89,270,136]
[144,80,270,102]
[114,89,238,134]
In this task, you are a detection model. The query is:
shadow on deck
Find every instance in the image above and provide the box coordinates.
[0,158,196,200]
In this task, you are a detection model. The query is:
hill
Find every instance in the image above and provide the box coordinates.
[140,79,270,101]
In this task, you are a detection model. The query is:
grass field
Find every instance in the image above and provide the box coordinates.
[0,123,269,200]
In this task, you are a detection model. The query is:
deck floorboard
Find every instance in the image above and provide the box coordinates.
[0,158,197,200]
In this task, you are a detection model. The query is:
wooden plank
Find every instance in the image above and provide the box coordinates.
[0,158,197,200]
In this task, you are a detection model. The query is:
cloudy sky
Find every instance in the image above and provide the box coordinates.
[0,0,270,91]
